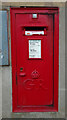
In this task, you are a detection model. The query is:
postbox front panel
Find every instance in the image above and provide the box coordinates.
[11,8,59,112]
[16,14,53,106]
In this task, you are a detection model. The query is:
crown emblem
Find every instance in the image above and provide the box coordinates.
[31,70,40,79]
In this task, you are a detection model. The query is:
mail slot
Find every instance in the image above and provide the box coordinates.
[24,27,47,36]
[11,7,59,112]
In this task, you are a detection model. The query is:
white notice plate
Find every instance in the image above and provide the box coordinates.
[29,40,41,58]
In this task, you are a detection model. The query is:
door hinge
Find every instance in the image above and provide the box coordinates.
[16,72,17,85]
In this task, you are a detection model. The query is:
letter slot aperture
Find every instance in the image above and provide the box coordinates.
[24,27,47,36]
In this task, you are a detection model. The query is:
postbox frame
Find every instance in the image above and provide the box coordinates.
[10,7,59,112]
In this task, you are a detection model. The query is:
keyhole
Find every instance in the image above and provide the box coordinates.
[20,67,23,71]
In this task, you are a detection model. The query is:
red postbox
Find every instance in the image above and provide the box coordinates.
[10,7,59,112]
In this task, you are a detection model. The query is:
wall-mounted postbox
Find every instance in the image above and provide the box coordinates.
[11,7,59,112]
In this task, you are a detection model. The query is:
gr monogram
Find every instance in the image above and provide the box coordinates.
[23,79,48,90]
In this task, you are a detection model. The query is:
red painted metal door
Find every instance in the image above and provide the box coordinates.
[16,14,53,106]
[11,8,59,112]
